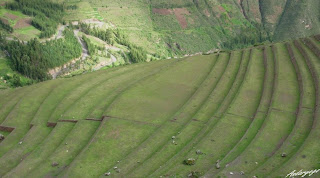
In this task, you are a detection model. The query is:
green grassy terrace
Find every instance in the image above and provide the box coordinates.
[0,35,320,177]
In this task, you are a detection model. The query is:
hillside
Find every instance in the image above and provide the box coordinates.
[61,0,320,55]
[0,35,319,177]
[0,0,319,88]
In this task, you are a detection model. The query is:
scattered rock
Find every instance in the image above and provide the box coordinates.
[113,166,118,170]
[137,161,140,163]
[281,153,287,157]
[66,150,69,153]
[184,158,196,165]
[65,143,68,145]
[240,171,245,175]
[216,160,221,169]
[116,169,121,173]
[188,171,200,178]
[0,134,4,140]
[52,162,59,167]
[255,162,258,165]
[104,172,111,176]
[117,160,120,163]
[226,164,229,167]
[196,150,202,155]
[252,176,257,178]
[172,136,176,139]
[230,172,234,175]
[19,141,23,145]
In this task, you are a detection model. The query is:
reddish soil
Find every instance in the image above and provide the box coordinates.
[0,18,9,25]
[0,125,15,132]
[153,8,191,29]
[173,8,190,29]
[218,6,225,12]
[152,8,173,15]
[203,9,210,17]
[14,18,32,29]
[5,13,18,20]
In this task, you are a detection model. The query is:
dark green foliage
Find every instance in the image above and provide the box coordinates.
[0,20,13,33]
[66,5,78,10]
[184,158,196,165]
[0,29,81,81]
[11,74,22,87]
[79,23,147,63]
[6,0,64,38]
[82,35,96,55]
[3,74,23,87]
[221,24,269,50]
[80,23,115,45]
[128,44,147,63]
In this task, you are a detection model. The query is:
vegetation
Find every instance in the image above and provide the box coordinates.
[0,28,81,80]
[0,20,13,33]
[0,35,320,177]
[79,23,148,63]
[6,0,64,38]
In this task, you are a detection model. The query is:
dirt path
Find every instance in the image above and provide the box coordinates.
[48,29,90,79]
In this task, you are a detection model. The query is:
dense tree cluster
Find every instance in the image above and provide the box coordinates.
[6,0,64,38]
[82,35,96,55]
[79,23,147,63]
[0,20,13,33]
[79,23,115,45]
[128,44,147,63]
[221,24,270,49]
[0,29,82,81]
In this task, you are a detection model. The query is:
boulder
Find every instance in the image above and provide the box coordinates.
[196,150,202,155]
[0,134,4,140]
[216,160,221,169]
[52,162,59,167]
[184,158,196,165]
[188,171,200,178]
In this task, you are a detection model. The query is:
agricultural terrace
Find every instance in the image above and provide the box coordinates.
[0,35,320,177]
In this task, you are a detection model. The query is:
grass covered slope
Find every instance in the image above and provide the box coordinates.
[60,0,320,55]
[0,35,320,177]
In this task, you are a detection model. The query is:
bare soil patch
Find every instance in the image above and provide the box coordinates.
[218,6,225,13]
[0,17,9,25]
[204,9,210,17]
[173,8,190,29]
[14,18,32,29]
[5,13,18,20]
[152,8,173,15]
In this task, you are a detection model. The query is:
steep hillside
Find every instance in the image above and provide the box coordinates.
[61,0,320,55]
[0,35,319,177]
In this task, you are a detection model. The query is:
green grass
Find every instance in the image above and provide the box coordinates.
[216,43,300,176]
[6,120,99,177]
[0,35,320,177]
[269,40,320,177]
[248,42,316,177]
[12,26,40,40]
[205,46,275,176]
[3,122,75,177]
[0,7,40,40]
[60,117,158,177]
[0,57,33,88]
